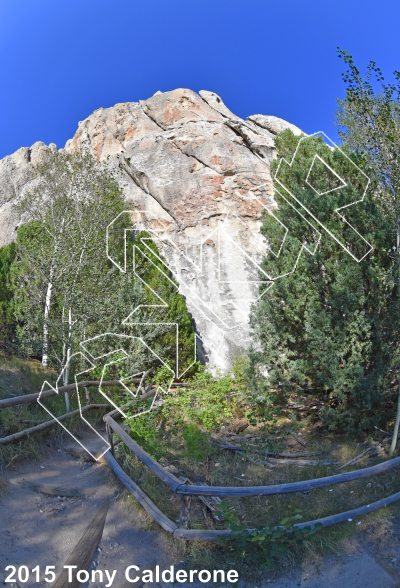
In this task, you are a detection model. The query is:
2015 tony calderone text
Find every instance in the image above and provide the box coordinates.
[4,565,239,586]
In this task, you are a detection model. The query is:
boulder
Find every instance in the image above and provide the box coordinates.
[247,114,303,137]
[0,89,305,371]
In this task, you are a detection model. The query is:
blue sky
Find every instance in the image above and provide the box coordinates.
[0,0,398,160]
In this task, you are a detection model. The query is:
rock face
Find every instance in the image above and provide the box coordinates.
[0,142,57,248]
[0,89,302,371]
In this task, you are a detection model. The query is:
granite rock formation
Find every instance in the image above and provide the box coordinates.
[0,89,303,371]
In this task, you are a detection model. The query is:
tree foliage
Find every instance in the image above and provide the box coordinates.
[249,130,398,432]
[0,242,16,351]
[2,148,197,383]
[335,49,400,448]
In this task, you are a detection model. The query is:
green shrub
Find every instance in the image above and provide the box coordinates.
[162,364,243,431]
[182,423,210,461]
[125,411,164,460]
[216,502,323,570]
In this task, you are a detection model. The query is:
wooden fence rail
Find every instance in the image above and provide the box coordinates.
[0,380,158,445]
[104,413,400,498]
[103,412,400,540]
[0,380,136,409]
[0,404,110,445]
[3,380,400,540]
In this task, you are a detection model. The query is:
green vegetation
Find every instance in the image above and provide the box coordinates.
[249,129,398,433]
[0,149,197,383]
[0,242,16,352]
[2,53,400,576]
[131,231,197,378]
[0,353,108,470]
[216,503,323,570]
[162,364,243,431]
[335,49,400,452]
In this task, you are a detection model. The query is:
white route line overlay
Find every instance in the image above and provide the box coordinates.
[36,131,373,459]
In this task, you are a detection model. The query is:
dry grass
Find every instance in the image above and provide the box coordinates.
[113,417,400,579]
[0,352,108,470]
[118,422,400,530]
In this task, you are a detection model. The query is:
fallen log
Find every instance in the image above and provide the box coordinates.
[51,497,109,588]
[338,448,374,470]
[211,435,328,464]
[289,432,307,447]
[267,457,338,466]
[374,425,400,440]
[211,436,324,458]
[179,477,222,520]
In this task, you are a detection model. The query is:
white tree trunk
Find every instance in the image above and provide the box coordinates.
[62,308,72,412]
[41,275,53,368]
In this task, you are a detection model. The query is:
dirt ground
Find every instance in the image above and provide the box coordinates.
[1,433,400,588]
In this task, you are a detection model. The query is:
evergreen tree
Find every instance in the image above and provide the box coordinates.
[336,50,400,450]
[249,130,398,432]
[0,242,16,351]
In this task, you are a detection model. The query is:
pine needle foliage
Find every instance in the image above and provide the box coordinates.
[249,130,399,432]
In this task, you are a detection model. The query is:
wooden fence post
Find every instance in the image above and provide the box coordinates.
[179,495,192,529]
[106,423,114,456]
[85,386,90,406]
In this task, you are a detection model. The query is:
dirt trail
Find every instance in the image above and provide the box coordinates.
[1,434,400,588]
[0,437,171,588]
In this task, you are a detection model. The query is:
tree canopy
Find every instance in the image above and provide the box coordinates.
[249,130,398,432]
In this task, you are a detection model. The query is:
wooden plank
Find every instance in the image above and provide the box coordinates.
[0,380,140,409]
[0,404,110,445]
[103,451,178,534]
[294,490,400,530]
[51,497,109,588]
[176,456,400,497]
[174,490,400,541]
[104,415,182,492]
[179,494,192,529]
[173,528,231,540]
